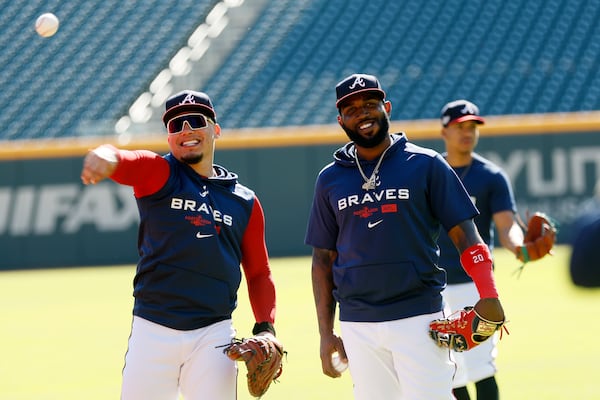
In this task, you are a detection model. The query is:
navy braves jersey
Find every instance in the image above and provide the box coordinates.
[437,152,517,284]
[305,133,479,323]
[112,152,268,331]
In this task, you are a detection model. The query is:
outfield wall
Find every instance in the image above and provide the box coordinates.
[1,113,599,269]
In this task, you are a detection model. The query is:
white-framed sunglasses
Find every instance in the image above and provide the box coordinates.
[167,113,214,135]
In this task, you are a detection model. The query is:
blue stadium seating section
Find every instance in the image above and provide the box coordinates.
[0,0,216,140]
[1,0,600,139]
[205,0,600,129]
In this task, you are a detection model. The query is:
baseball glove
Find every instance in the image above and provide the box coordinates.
[223,335,284,398]
[429,306,506,352]
[513,212,558,277]
[516,212,557,263]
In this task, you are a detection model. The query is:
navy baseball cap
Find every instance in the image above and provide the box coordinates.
[162,90,217,126]
[441,99,485,127]
[335,73,386,108]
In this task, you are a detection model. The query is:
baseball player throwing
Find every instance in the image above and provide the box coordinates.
[305,74,505,399]
[81,90,278,400]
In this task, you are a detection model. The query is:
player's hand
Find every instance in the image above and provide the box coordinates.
[474,297,504,323]
[319,333,346,378]
[81,145,118,185]
[223,335,284,398]
[254,330,283,349]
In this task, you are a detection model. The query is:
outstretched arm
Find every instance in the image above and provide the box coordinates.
[494,210,525,257]
[80,144,169,197]
[81,145,119,185]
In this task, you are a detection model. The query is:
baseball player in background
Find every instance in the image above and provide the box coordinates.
[80,90,279,400]
[437,100,525,400]
[569,180,600,287]
[305,74,505,400]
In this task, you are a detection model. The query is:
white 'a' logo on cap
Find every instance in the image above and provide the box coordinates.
[179,93,197,105]
[349,76,366,90]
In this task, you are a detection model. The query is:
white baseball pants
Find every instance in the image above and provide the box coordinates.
[340,312,456,400]
[121,316,237,400]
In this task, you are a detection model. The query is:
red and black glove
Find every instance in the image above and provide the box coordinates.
[429,306,506,352]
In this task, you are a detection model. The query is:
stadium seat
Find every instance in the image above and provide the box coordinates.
[2,0,600,139]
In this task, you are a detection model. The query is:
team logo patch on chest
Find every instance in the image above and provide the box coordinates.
[185,215,212,227]
[352,204,398,219]
[381,204,398,213]
[353,206,378,218]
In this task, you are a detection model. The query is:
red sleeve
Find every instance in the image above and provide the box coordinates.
[110,148,170,198]
[460,243,499,298]
[240,197,276,324]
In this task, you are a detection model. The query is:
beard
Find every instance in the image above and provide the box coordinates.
[181,153,203,165]
[341,114,390,148]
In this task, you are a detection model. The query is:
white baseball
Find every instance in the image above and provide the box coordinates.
[35,13,60,37]
[331,352,348,373]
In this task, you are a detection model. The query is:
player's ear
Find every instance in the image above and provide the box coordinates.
[337,114,343,127]
[384,100,392,116]
[213,123,222,138]
[441,125,453,139]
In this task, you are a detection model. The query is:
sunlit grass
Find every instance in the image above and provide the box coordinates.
[0,246,597,399]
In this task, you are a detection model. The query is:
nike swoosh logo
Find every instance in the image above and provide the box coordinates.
[469,249,478,255]
[196,233,214,239]
[367,220,383,229]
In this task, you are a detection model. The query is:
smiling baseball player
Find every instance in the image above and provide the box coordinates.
[81,90,279,400]
[305,74,505,399]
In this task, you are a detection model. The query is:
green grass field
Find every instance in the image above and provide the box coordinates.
[0,245,598,399]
